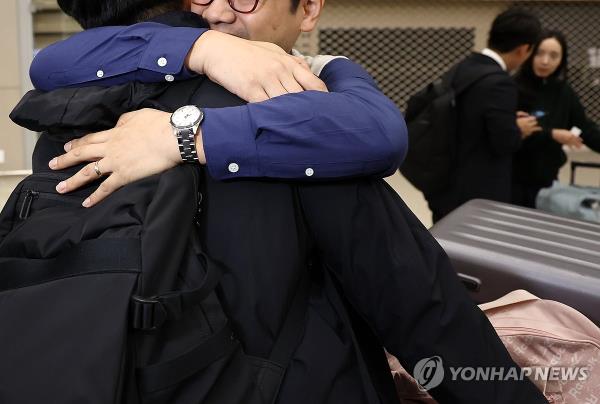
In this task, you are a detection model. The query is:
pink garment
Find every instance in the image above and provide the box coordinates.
[387,290,600,404]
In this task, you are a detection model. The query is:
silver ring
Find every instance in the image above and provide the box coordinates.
[94,161,102,177]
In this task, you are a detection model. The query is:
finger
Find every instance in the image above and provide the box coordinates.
[248,87,272,103]
[293,67,328,92]
[261,73,289,99]
[55,159,111,194]
[50,143,106,170]
[571,137,584,148]
[279,74,304,94]
[82,174,125,208]
[65,130,110,152]
[263,84,288,99]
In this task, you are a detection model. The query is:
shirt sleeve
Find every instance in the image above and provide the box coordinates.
[201,58,408,180]
[30,23,206,91]
[483,76,522,156]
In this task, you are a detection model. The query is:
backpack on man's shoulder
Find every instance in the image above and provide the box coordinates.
[0,165,307,404]
[400,62,502,196]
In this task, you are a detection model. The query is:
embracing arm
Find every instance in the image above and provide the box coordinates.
[30,24,407,179]
[202,58,407,179]
[30,23,205,91]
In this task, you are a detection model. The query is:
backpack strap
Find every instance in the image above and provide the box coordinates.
[135,267,311,396]
[130,251,223,331]
[452,62,505,97]
[137,321,239,393]
[0,238,141,292]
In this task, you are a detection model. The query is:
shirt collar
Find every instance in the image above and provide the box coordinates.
[481,48,507,71]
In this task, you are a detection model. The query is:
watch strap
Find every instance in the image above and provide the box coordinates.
[175,126,199,163]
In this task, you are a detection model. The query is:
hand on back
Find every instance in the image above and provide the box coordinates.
[49,109,185,208]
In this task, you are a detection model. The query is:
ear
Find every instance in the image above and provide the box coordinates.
[299,0,324,33]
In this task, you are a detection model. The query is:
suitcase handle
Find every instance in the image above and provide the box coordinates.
[457,273,481,292]
[570,161,600,185]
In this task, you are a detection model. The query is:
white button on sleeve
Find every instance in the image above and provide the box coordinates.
[96,70,104,78]
[165,74,175,82]
[305,168,315,177]
[157,57,168,67]
[228,163,240,173]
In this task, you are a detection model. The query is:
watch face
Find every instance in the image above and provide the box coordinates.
[172,105,202,128]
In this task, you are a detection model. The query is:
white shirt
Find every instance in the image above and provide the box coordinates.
[291,49,347,76]
[481,48,507,72]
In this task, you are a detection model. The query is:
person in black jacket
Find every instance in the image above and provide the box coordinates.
[8,1,548,403]
[428,9,542,222]
[512,30,600,207]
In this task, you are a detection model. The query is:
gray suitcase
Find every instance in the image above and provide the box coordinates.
[536,161,600,223]
[430,199,600,325]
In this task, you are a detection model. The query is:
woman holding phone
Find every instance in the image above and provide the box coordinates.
[512,30,600,208]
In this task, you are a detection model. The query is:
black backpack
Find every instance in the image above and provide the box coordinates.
[400,63,501,196]
[0,163,308,404]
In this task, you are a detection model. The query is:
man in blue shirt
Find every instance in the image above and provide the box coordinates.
[31,0,407,205]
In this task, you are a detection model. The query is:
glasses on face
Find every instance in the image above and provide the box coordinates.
[192,0,260,14]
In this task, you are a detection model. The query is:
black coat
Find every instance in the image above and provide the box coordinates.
[429,53,522,219]
[514,76,600,188]
[10,15,547,403]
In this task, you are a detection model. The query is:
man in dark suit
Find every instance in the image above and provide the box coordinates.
[429,9,543,222]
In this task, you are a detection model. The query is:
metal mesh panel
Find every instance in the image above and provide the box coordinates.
[301,0,600,121]
[319,28,474,110]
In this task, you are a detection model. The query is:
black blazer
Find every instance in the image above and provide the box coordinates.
[10,19,546,402]
[429,53,521,218]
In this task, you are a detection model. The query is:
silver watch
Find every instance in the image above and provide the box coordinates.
[170,105,204,163]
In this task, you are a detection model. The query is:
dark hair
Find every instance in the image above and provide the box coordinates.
[488,8,542,53]
[519,30,569,81]
[58,0,181,28]
[290,0,301,12]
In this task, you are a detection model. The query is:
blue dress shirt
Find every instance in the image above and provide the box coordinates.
[30,23,408,180]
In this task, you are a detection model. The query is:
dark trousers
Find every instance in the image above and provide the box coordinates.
[511,182,542,209]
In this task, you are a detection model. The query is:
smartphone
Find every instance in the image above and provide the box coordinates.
[531,110,546,119]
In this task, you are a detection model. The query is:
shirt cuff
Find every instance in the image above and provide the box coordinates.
[138,27,207,77]
[201,107,261,180]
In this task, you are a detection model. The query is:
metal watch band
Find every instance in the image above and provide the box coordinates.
[175,127,199,163]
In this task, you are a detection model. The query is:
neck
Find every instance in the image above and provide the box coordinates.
[501,54,520,72]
